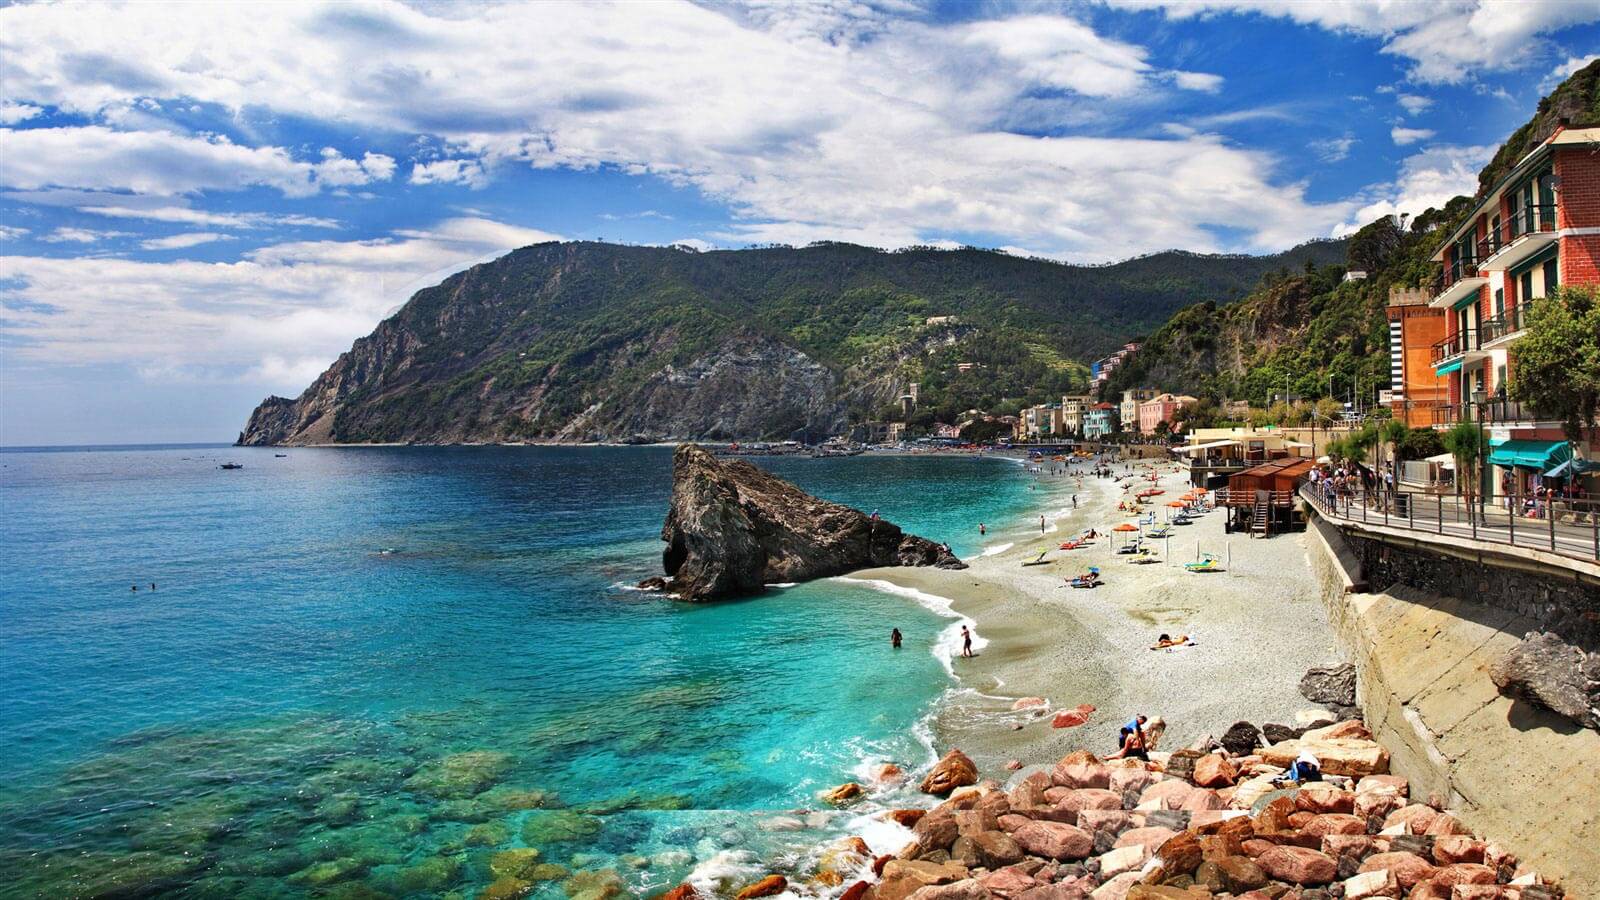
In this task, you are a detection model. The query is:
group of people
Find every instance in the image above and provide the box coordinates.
[1308,461,1372,506]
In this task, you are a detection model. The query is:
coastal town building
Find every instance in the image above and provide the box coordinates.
[1082,403,1118,439]
[1385,284,1449,428]
[1136,392,1198,435]
[1119,388,1156,431]
[1427,122,1600,495]
[1089,342,1139,396]
[1171,425,1314,487]
[1060,393,1092,435]
[1019,404,1066,440]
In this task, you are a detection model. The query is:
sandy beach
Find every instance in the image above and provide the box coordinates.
[848,453,1347,776]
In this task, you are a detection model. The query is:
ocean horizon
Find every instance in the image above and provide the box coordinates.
[0,444,1050,897]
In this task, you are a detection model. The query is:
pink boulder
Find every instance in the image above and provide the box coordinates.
[1138,779,1193,810]
[1011,821,1093,861]
[1359,852,1438,890]
[1432,837,1486,865]
[1382,805,1439,835]
[1012,697,1049,710]
[1114,826,1178,854]
[1303,814,1367,838]
[1429,864,1496,889]
[1180,789,1225,812]
[1052,751,1111,790]
[1056,789,1123,822]
[1257,846,1338,885]
[1193,755,1238,788]
[1109,767,1161,796]
[1295,783,1356,814]
[1052,704,1096,728]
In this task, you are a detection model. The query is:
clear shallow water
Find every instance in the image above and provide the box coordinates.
[0,445,1042,898]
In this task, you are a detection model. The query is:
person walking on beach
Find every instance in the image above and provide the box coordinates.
[1072,494,1077,508]
[1039,515,1046,534]
[891,628,903,649]
[960,625,974,657]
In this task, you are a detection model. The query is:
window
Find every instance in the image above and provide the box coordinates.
[1543,257,1558,296]
[1520,270,1534,304]
[1494,288,1504,317]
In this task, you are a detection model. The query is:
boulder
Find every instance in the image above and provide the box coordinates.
[649,445,965,600]
[1098,845,1149,879]
[1109,767,1161,797]
[980,867,1039,898]
[1164,749,1204,783]
[1139,780,1193,810]
[842,883,871,900]
[1053,704,1097,729]
[1210,855,1269,893]
[892,809,928,829]
[1155,830,1204,875]
[1488,631,1600,729]
[877,860,972,900]
[735,875,787,899]
[1342,869,1400,900]
[1179,790,1225,812]
[967,830,1026,868]
[1114,827,1177,854]
[1091,872,1144,900]
[923,750,980,796]
[878,764,909,784]
[909,878,995,900]
[821,782,865,805]
[1300,664,1358,708]
[1428,864,1496,889]
[1355,776,1408,798]
[915,808,961,851]
[1012,822,1093,861]
[1052,751,1111,790]
[652,885,701,900]
[1358,852,1437,890]
[1013,697,1050,710]
[1221,722,1264,757]
[1077,810,1136,837]
[1054,789,1123,822]
[1303,814,1366,838]
[1295,783,1355,814]
[1432,837,1486,865]
[1257,846,1338,885]
[1262,723,1304,744]
[1381,805,1438,835]
[1193,755,1238,789]
[1260,739,1389,778]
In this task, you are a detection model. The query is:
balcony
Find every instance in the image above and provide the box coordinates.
[1431,403,1466,427]
[1427,257,1486,309]
[1431,328,1482,368]
[1430,397,1556,428]
[1478,204,1558,272]
[1478,305,1527,348]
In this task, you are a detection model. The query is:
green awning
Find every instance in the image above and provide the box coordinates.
[1487,439,1571,470]
[1451,294,1480,311]
[1434,359,1463,375]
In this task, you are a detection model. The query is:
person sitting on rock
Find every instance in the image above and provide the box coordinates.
[1107,714,1149,761]
[1290,749,1321,783]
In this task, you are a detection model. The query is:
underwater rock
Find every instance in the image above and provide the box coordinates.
[403,750,516,799]
[648,444,966,600]
[564,867,629,900]
[466,821,512,847]
[490,848,545,880]
[522,810,603,845]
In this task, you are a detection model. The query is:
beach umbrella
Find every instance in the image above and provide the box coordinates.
[1167,501,1186,508]
[1113,522,1139,531]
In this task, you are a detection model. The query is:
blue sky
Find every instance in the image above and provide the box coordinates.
[1,1,1596,445]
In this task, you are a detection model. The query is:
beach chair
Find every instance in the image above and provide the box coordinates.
[1184,553,1221,573]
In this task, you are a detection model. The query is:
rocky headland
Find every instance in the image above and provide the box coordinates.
[647,711,1569,900]
[643,444,965,600]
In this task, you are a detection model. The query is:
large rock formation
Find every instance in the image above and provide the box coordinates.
[645,444,965,600]
[1489,631,1600,731]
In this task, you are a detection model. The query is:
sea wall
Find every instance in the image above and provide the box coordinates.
[1304,514,1600,893]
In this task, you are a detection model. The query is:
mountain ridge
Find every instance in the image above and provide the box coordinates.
[238,238,1345,445]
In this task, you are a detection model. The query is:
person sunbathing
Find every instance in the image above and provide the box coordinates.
[1151,634,1190,650]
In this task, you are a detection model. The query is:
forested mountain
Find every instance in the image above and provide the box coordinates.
[238,239,1344,445]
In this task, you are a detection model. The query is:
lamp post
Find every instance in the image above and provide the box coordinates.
[1472,387,1488,524]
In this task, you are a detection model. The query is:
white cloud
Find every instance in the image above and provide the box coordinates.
[1170,70,1225,93]
[40,227,133,243]
[1108,1,1600,84]
[0,218,562,389]
[1396,93,1432,115]
[410,158,491,189]
[0,127,390,197]
[140,232,233,250]
[1,191,343,230]
[0,225,30,240]
[0,101,43,124]
[1335,144,1495,235]
[1541,54,1598,91]
[0,1,1348,260]
[1390,127,1434,146]
[1311,135,1356,163]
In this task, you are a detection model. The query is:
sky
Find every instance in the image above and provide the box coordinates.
[1,1,1597,446]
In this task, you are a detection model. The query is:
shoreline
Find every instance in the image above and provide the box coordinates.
[849,452,1347,779]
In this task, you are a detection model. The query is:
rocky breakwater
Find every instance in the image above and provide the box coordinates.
[647,721,1569,900]
[642,444,966,600]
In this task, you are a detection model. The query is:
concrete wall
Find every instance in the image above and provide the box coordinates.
[1306,516,1600,893]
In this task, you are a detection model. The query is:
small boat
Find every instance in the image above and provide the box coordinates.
[219,462,244,470]
[274,453,287,458]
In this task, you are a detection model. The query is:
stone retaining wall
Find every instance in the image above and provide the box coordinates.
[1305,515,1600,893]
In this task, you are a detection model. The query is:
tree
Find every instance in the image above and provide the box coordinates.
[1442,421,1483,518]
[1509,286,1600,444]
[1347,215,1405,273]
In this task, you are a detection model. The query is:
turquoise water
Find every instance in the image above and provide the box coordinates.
[0,445,1043,898]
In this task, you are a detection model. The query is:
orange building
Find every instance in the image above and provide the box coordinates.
[1384,285,1448,428]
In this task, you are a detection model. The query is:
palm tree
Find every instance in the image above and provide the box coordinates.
[1442,421,1482,524]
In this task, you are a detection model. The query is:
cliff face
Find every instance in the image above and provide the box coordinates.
[237,239,1346,445]
[649,444,965,600]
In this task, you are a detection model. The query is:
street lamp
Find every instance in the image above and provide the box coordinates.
[1471,388,1488,524]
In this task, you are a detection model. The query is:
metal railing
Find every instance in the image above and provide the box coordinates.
[1430,403,1466,426]
[1436,257,1479,294]
[1475,204,1558,260]
[1301,482,1600,563]
[1431,328,1477,365]
[1478,305,1526,344]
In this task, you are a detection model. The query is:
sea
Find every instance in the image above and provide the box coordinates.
[0,444,1059,898]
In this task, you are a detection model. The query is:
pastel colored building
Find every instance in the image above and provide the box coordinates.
[1136,393,1198,435]
[1083,403,1119,439]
